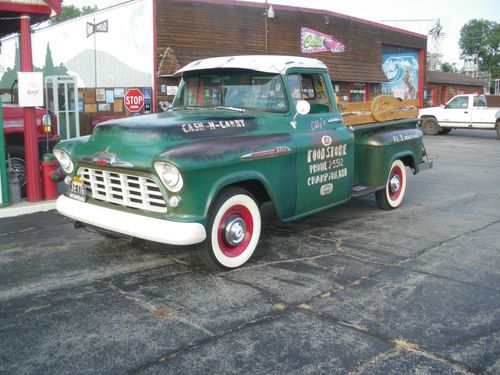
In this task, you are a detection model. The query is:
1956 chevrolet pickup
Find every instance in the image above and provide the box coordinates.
[54,55,432,270]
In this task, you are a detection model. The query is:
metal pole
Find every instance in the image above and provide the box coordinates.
[264,0,268,51]
[64,81,70,138]
[20,15,42,202]
[94,18,97,88]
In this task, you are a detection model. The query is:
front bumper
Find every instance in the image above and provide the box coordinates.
[56,195,206,245]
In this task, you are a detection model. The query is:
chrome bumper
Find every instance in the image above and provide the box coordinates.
[56,195,206,245]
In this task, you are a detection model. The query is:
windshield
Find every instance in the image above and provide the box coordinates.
[173,70,289,112]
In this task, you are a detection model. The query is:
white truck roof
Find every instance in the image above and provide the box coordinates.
[174,55,328,76]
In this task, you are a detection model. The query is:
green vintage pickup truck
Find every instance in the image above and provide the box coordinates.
[55,55,432,270]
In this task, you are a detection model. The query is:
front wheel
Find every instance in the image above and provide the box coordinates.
[375,159,407,210]
[197,188,261,270]
[496,122,500,138]
[421,118,441,135]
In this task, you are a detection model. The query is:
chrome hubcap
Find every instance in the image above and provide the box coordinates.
[224,215,246,246]
[390,174,401,193]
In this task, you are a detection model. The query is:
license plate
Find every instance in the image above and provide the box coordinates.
[69,179,86,202]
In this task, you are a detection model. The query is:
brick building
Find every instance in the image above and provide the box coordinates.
[155,0,427,108]
[425,70,485,107]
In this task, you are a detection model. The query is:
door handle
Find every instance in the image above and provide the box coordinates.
[464,111,468,114]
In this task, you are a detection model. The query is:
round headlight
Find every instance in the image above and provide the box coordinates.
[53,149,74,174]
[154,162,183,192]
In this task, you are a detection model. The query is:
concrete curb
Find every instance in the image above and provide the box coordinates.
[0,200,57,218]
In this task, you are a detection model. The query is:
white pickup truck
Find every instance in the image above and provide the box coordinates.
[419,94,500,137]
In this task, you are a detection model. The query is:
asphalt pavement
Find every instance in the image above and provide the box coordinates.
[0,129,499,374]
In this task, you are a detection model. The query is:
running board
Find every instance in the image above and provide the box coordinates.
[351,185,384,198]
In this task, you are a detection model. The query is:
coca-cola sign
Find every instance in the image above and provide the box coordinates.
[300,27,345,54]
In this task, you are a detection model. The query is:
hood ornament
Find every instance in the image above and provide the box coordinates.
[88,148,134,168]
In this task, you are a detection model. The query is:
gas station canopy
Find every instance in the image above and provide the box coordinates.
[0,1,62,37]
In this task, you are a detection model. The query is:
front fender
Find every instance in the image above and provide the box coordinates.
[163,135,297,223]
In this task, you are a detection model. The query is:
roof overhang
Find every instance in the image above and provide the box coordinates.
[0,1,62,37]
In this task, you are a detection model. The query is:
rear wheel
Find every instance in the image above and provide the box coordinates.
[439,128,452,135]
[376,159,407,210]
[421,118,440,135]
[496,122,500,138]
[5,145,27,197]
[197,187,261,270]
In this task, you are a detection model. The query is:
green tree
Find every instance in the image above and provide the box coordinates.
[441,62,457,73]
[49,4,98,25]
[42,43,68,77]
[459,19,500,78]
[44,42,54,72]
[0,43,20,90]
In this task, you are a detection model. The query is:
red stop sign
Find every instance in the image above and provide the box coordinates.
[124,89,144,112]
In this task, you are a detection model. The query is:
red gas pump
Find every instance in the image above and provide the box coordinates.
[40,115,62,200]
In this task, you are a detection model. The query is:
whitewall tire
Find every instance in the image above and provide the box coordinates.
[375,159,407,210]
[198,188,261,270]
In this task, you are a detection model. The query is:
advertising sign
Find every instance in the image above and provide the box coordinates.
[86,20,108,38]
[301,27,345,54]
[18,72,44,107]
[143,87,151,101]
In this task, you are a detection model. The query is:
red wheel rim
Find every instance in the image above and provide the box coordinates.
[217,204,253,258]
[388,165,403,201]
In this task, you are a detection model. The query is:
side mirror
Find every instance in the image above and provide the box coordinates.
[42,114,53,133]
[296,100,310,115]
[291,100,310,129]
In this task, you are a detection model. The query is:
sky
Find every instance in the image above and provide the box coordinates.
[63,0,500,68]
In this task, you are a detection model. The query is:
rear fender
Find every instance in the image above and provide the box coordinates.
[355,127,423,186]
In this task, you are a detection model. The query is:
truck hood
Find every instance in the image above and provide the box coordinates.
[62,109,265,170]
[418,106,440,116]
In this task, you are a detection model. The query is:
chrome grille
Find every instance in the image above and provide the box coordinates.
[78,167,167,213]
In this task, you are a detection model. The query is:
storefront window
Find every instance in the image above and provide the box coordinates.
[349,83,366,102]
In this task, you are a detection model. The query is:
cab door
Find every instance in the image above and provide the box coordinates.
[287,72,354,217]
[441,95,472,128]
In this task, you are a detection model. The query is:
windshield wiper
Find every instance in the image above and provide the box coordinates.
[170,106,199,111]
[214,106,246,113]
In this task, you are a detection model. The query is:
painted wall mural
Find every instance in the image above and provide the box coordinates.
[381,47,419,100]
[0,0,153,91]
